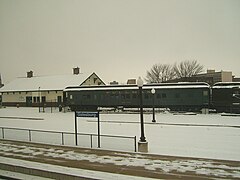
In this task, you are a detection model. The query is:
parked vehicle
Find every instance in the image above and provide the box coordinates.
[64,82,210,112]
[212,82,240,113]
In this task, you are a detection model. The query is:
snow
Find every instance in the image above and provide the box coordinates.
[0,157,154,180]
[64,83,209,92]
[0,142,240,179]
[0,74,89,92]
[213,82,240,89]
[0,169,52,180]
[0,107,240,161]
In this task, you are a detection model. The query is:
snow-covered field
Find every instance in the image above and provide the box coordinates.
[0,107,240,161]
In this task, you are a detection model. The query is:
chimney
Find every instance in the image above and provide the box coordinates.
[27,71,33,78]
[73,67,80,75]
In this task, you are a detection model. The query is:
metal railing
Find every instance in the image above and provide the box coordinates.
[0,127,137,152]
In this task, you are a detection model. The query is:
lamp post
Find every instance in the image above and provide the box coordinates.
[151,88,156,123]
[137,77,148,152]
[137,77,146,142]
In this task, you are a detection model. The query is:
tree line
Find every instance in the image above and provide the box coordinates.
[145,60,204,83]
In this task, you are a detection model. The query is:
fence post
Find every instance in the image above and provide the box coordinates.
[61,132,64,145]
[97,111,100,148]
[29,130,31,142]
[134,136,137,152]
[2,128,4,139]
[90,134,93,148]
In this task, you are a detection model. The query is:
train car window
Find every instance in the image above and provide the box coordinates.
[83,94,91,99]
[203,91,208,96]
[162,93,167,98]
[175,93,180,98]
[132,94,137,98]
[157,94,161,99]
[144,94,149,99]
[234,91,239,95]
[70,95,73,99]
[126,94,130,99]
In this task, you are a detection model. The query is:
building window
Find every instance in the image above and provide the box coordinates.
[57,96,62,103]
[42,96,46,103]
[144,94,149,99]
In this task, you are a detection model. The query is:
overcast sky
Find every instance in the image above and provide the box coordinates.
[0,0,240,84]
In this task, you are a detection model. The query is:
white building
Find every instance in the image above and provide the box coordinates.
[0,69,105,107]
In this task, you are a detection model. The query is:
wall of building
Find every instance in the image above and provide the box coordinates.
[1,72,105,107]
[221,72,232,82]
[2,91,63,107]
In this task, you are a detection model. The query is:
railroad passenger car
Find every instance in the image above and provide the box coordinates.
[212,82,240,113]
[64,82,210,112]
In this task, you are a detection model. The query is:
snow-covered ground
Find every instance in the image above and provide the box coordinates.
[0,107,240,161]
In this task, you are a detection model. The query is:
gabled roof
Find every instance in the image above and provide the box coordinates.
[80,72,105,86]
[0,73,100,92]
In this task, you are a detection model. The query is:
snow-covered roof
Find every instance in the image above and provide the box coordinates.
[212,82,240,89]
[65,82,210,92]
[0,74,91,92]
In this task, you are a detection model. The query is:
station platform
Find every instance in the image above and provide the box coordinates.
[0,139,239,179]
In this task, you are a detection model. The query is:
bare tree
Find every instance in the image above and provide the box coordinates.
[173,60,204,78]
[145,63,175,83]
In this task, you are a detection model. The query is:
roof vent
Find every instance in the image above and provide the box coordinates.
[73,67,80,75]
[127,79,136,85]
[27,71,33,78]
[207,69,215,74]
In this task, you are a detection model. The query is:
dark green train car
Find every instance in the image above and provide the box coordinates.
[64,82,210,112]
[212,82,240,113]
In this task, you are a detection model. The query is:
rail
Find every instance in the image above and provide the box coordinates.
[0,127,137,152]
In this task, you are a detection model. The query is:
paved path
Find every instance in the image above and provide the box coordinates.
[0,139,240,179]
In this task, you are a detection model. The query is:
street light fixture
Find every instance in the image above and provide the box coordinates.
[151,88,156,123]
[137,77,148,152]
